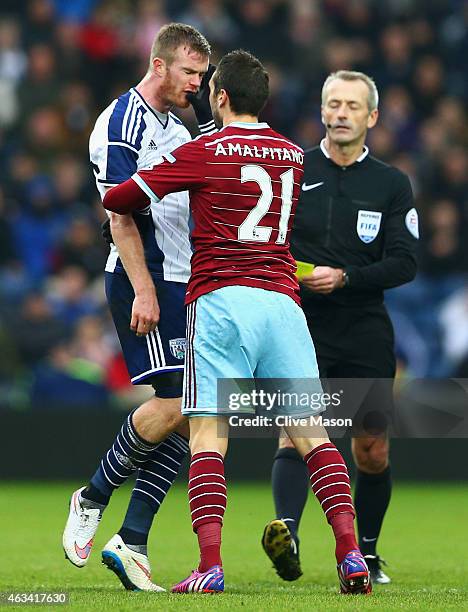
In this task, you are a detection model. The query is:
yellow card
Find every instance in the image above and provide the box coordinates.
[295,260,315,279]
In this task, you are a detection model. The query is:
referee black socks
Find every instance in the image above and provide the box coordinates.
[271,447,309,544]
[355,465,392,557]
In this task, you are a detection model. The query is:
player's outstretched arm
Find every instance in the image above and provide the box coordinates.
[103,178,150,214]
[104,143,204,218]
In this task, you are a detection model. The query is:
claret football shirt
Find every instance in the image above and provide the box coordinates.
[131,121,305,305]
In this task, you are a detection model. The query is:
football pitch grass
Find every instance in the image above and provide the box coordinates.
[1,482,467,611]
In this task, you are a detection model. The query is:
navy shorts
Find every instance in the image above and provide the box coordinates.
[105,272,186,385]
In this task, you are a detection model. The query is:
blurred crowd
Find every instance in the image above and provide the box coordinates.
[0,0,467,410]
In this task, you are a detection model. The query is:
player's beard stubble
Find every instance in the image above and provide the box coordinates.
[211,104,222,129]
[160,71,191,110]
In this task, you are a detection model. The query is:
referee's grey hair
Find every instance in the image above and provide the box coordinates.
[322,70,379,112]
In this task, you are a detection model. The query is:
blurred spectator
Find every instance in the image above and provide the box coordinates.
[24,108,67,168]
[54,21,85,81]
[11,175,66,282]
[16,44,60,116]
[440,288,468,374]
[288,2,330,77]
[132,0,169,63]
[52,0,98,24]
[377,24,413,87]
[434,97,468,146]
[0,261,37,305]
[47,265,100,326]
[411,55,444,118]
[0,187,15,266]
[367,124,397,162]
[291,116,322,150]
[30,341,110,410]
[0,18,27,126]
[59,83,94,150]
[0,18,27,85]
[10,292,69,366]
[23,0,56,47]
[51,154,96,217]
[55,217,107,279]
[387,196,468,377]
[380,85,418,152]
[322,37,355,73]
[178,0,239,50]
[408,18,436,57]
[71,314,113,368]
[419,199,467,276]
[78,3,120,63]
[234,0,292,67]
[435,147,468,205]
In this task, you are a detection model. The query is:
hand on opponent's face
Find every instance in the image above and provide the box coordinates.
[187,64,216,125]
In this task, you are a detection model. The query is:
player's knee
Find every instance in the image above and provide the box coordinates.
[278,429,295,450]
[132,394,184,442]
[139,372,185,434]
[353,438,389,473]
[160,403,185,432]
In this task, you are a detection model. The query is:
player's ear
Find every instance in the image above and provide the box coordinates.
[152,56,166,78]
[367,109,378,129]
[218,88,228,108]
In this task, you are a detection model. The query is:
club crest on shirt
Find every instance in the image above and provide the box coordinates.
[169,338,186,360]
[357,210,382,243]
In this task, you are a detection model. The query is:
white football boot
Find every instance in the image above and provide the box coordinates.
[63,487,102,567]
[101,534,165,592]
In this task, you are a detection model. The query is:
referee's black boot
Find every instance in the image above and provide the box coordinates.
[262,519,303,581]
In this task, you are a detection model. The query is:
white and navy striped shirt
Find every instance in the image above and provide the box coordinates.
[89,87,192,283]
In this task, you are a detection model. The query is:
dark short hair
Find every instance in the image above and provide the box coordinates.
[150,23,210,68]
[212,50,269,116]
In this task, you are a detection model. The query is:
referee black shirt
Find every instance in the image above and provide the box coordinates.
[291,140,419,310]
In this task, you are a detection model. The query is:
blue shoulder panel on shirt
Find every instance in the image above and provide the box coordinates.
[106,91,147,183]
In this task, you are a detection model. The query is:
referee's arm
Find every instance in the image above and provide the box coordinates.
[345,172,418,289]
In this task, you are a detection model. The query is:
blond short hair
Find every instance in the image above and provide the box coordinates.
[322,70,379,111]
[149,23,210,70]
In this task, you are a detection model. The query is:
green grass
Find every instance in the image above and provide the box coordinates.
[1,482,467,610]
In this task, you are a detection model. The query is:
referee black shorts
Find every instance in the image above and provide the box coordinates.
[305,304,396,437]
